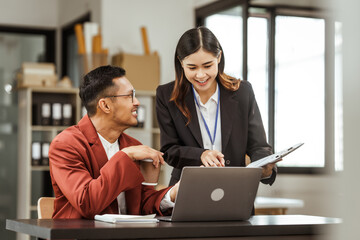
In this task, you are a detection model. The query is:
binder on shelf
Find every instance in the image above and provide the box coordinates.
[32,142,41,166]
[62,103,73,126]
[41,103,51,126]
[41,142,50,166]
[136,105,146,128]
[32,103,40,125]
[52,103,62,126]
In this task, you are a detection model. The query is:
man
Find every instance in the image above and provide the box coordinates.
[49,65,177,219]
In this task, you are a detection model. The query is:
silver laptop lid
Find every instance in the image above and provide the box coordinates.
[170,167,262,222]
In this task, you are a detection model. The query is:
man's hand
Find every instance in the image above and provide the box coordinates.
[170,181,180,202]
[121,145,165,168]
[200,150,225,167]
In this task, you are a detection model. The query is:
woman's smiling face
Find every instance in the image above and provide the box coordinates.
[181,48,220,97]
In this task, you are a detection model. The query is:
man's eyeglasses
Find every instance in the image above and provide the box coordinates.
[104,89,136,103]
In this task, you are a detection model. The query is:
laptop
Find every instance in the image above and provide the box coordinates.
[157,166,262,222]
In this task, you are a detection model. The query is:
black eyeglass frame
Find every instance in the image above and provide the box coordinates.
[104,89,136,103]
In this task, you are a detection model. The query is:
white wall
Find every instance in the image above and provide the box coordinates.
[0,0,58,27]
[57,0,214,83]
[331,0,360,238]
[101,0,195,85]
[58,0,101,26]
[193,0,217,8]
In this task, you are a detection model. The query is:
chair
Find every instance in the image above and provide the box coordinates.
[37,197,55,219]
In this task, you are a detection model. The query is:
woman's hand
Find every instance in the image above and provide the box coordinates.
[170,181,180,202]
[200,150,225,167]
[261,158,281,178]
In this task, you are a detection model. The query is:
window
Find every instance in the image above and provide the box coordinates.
[274,16,325,168]
[205,6,244,79]
[197,2,342,173]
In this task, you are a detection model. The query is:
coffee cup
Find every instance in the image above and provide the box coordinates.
[139,159,161,186]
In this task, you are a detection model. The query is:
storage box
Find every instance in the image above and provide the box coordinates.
[78,53,108,76]
[112,52,160,91]
[17,63,57,88]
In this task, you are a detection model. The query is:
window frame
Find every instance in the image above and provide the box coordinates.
[196,0,249,80]
[196,1,339,174]
[0,25,56,63]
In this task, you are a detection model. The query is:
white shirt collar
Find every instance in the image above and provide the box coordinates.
[97,133,119,159]
[97,133,117,146]
[193,83,219,106]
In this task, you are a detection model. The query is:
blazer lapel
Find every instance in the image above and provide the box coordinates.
[220,85,237,152]
[90,139,109,176]
[183,89,203,148]
[78,115,109,177]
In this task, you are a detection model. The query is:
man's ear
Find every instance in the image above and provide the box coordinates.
[98,98,111,114]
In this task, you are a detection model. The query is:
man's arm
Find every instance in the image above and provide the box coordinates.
[50,139,143,219]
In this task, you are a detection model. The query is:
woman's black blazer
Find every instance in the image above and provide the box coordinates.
[156,80,276,186]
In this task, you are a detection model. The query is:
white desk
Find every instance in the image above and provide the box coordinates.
[255,196,305,215]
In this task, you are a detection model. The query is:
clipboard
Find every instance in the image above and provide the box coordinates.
[247,143,304,168]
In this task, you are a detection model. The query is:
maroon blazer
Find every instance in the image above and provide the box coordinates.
[49,115,171,219]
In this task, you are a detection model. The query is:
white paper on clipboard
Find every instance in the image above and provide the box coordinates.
[247,143,304,168]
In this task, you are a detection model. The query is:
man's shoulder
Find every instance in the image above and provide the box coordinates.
[52,125,84,144]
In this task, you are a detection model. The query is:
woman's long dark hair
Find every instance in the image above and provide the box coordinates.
[171,26,240,124]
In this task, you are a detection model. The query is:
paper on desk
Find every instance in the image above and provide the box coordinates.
[94,214,159,223]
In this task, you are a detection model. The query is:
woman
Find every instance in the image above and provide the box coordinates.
[156,26,277,186]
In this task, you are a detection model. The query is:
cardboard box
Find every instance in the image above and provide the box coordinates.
[17,73,57,88]
[17,63,57,88]
[112,52,160,91]
[78,53,108,75]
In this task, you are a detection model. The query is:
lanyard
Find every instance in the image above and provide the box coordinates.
[192,85,220,147]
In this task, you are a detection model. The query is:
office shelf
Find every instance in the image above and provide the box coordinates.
[17,87,81,226]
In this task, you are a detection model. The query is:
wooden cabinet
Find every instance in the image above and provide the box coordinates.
[17,87,81,223]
